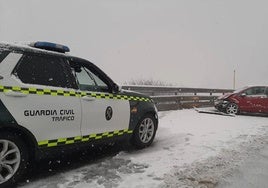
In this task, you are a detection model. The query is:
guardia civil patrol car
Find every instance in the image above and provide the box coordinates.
[0,42,158,187]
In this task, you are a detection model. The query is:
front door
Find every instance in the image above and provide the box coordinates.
[240,86,267,113]
[73,62,130,137]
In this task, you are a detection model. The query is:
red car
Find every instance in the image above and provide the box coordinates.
[215,86,268,114]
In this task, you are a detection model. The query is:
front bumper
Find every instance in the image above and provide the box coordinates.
[214,100,230,112]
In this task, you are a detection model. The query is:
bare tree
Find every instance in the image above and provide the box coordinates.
[124,79,174,86]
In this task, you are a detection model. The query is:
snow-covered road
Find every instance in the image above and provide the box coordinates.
[20,108,268,188]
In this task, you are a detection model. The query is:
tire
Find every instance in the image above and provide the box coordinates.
[0,132,29,188]
[131,114,157,149]
[226,103,239,115]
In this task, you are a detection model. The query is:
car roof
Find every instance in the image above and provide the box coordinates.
[246,86,268,88]
[0,42,116,88]
[1,42,65,56]
[0,42,89,63]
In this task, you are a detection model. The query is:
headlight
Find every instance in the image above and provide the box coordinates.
[222,100,229,107]
[215,100,229,106]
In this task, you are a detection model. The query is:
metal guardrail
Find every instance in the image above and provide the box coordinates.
[122,85,234,111]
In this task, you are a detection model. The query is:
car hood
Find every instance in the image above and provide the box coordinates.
[218,93,234,100]
[120,89,151,99]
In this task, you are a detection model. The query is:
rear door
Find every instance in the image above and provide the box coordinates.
[0,52,82,146]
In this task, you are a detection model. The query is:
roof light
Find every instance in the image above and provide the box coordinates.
[30,41,70,53]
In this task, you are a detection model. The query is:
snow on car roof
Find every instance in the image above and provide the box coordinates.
[0,42,70,57]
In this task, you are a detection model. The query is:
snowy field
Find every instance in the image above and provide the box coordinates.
[19,108,268,188]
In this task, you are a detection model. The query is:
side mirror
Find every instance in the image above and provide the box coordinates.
[112,83,121,93]
[118,85,122,92]
[241,93,246,97]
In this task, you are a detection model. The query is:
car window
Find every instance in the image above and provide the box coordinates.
[244,87,266,96]
[265,88,268,96]
[14,54,77,88]
[74,65,109,92]
[0,50,10,63]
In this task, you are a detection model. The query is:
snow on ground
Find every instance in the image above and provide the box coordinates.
[218,145,268,188]
[20,108,268,188]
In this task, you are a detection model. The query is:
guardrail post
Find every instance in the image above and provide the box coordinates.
[177,97,182,109]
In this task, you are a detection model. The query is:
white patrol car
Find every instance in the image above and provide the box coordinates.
[0,42,158,187]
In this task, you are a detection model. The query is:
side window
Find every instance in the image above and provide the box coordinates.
[74,66,109,92]
[14,54,77,88]
[0,50,10,63]
[266,88,268,96]
[245,87,266,96]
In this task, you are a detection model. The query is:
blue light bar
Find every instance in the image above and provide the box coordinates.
[30,41,70,53]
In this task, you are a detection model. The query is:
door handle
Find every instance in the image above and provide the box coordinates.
[4,90,28,97]
[82,96,95,101]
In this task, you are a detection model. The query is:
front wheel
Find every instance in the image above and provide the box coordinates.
[226,103,239,115]
[0,132,29,188]
[131,114,157,149]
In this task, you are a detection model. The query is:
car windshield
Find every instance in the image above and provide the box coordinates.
[233,87,248,94]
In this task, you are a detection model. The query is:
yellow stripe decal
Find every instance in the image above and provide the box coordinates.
[0,85,151,102]
[38,129,133,148]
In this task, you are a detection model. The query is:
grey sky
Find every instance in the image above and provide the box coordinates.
[1,0,268,89]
